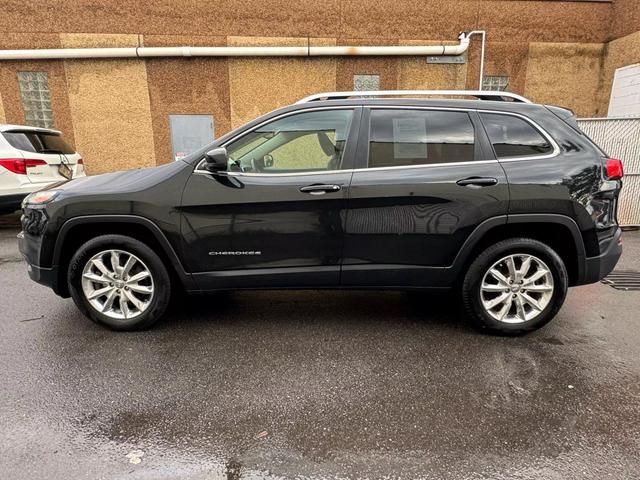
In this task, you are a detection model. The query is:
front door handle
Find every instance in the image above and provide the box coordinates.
[299,184,342,195]
[456,177,498,187]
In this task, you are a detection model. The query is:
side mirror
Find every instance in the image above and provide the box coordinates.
[203,147,228,172]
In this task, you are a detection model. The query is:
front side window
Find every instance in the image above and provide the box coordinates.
[368,109,475,168]
[480,113,553,159]
[226,109,354,173]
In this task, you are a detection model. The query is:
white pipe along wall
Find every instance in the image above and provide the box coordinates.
[0,33,471,60]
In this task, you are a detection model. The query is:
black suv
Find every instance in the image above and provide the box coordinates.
[18,91,623,333]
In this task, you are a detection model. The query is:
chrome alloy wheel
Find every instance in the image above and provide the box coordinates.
[480,253,554,324]
[81,249,154,320]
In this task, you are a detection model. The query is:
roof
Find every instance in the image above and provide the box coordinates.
[286,97,548,114]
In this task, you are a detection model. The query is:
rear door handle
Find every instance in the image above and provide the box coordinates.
[299,184,342,195]
[456,177,498,187]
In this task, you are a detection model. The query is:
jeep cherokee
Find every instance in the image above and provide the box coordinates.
[18,90,624,333]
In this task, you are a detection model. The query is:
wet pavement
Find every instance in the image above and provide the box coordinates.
[1,213,639,479]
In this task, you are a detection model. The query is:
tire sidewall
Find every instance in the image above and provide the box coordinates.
[464,239,568,334]
[68,235,171,330]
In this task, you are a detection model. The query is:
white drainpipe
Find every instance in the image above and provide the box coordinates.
[0,33,471,60]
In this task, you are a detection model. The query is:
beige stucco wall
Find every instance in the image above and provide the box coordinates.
[0,92,6,123]
[596,30,640,116]
[228,36,337,129]
[60,34,156,174]
[524,42,605,118]
[397,40,467,90]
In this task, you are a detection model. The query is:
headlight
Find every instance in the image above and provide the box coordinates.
[23,189,61,206]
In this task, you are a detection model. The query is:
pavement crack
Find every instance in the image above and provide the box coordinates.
[19,315,45,323]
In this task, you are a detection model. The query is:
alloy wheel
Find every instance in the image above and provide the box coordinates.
[480,253,554,324]
[80,249,154,320]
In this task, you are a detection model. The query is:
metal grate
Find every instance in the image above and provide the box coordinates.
[577,117,640,226]
[601,270,640,291]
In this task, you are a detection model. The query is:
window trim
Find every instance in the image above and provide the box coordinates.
[193,106,359,177]
[193,105,560,177]
[478,110,561,162]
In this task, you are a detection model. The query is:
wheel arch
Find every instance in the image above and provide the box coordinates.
[447,214,587,286]
[53,215,195,297]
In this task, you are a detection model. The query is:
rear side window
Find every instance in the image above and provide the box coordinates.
[480,113,553,159]
[368,109,475,168]
[2,131,75,154]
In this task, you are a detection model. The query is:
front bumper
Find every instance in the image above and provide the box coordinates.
[581,227,623,285]
[18,231,64,296]
[0,193,28,213]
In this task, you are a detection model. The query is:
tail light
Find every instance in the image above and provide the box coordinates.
[605,158,624,180]
[0,158,47,175]
[76,157,85,175]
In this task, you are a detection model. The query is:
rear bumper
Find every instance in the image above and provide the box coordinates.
[580,227,623,285]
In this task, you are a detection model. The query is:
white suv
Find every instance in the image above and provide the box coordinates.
[0,124,85,214]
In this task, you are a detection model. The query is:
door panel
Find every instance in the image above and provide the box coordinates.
[342,108,508,287]
[179,107,360,290]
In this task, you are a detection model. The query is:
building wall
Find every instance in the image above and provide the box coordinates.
[0,0,638,172]
[524,42,605,118]
[0,92,6,123]
[609,0,640,40]
[596,30,640,116]
[60,34,156,174]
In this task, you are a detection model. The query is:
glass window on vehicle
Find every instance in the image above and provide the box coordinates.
[480,113,553,158]
[2,131,75,154]
[368,109,475,168]
[225,109,354,173]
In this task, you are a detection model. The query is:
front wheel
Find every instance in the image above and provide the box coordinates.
[68,235,171,330]
[462,238,568,334]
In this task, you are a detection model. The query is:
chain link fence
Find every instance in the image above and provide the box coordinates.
[577,117,640,226]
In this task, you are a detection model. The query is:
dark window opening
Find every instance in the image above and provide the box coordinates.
[3,131,75,154]
[368,109,475,168]
[480,113,553,159]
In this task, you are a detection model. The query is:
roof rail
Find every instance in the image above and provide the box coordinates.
[296,90,531,104]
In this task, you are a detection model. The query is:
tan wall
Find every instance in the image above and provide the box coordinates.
[0,1,614,44]
[0,1,638,174]
[60,34,155,174]
[398,40,467,90]
[144,34,231,165]
[596,30,640,116]
[524,42,605,117]
[0,92,6,123]
[609,0,640,40]
[228,37,337,129]
[0,34,76,144]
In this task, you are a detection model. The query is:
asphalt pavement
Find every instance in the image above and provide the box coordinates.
[1,213,639,479]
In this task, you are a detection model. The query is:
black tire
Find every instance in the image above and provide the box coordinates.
[461,238,568,335]
[68,234,171,331]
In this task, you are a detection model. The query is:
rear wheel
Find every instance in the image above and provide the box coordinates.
[68,235,171,330]
[462,238,568,334]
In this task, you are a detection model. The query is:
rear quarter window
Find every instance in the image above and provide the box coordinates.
[2,131,75,154]
[480,113,553,159]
